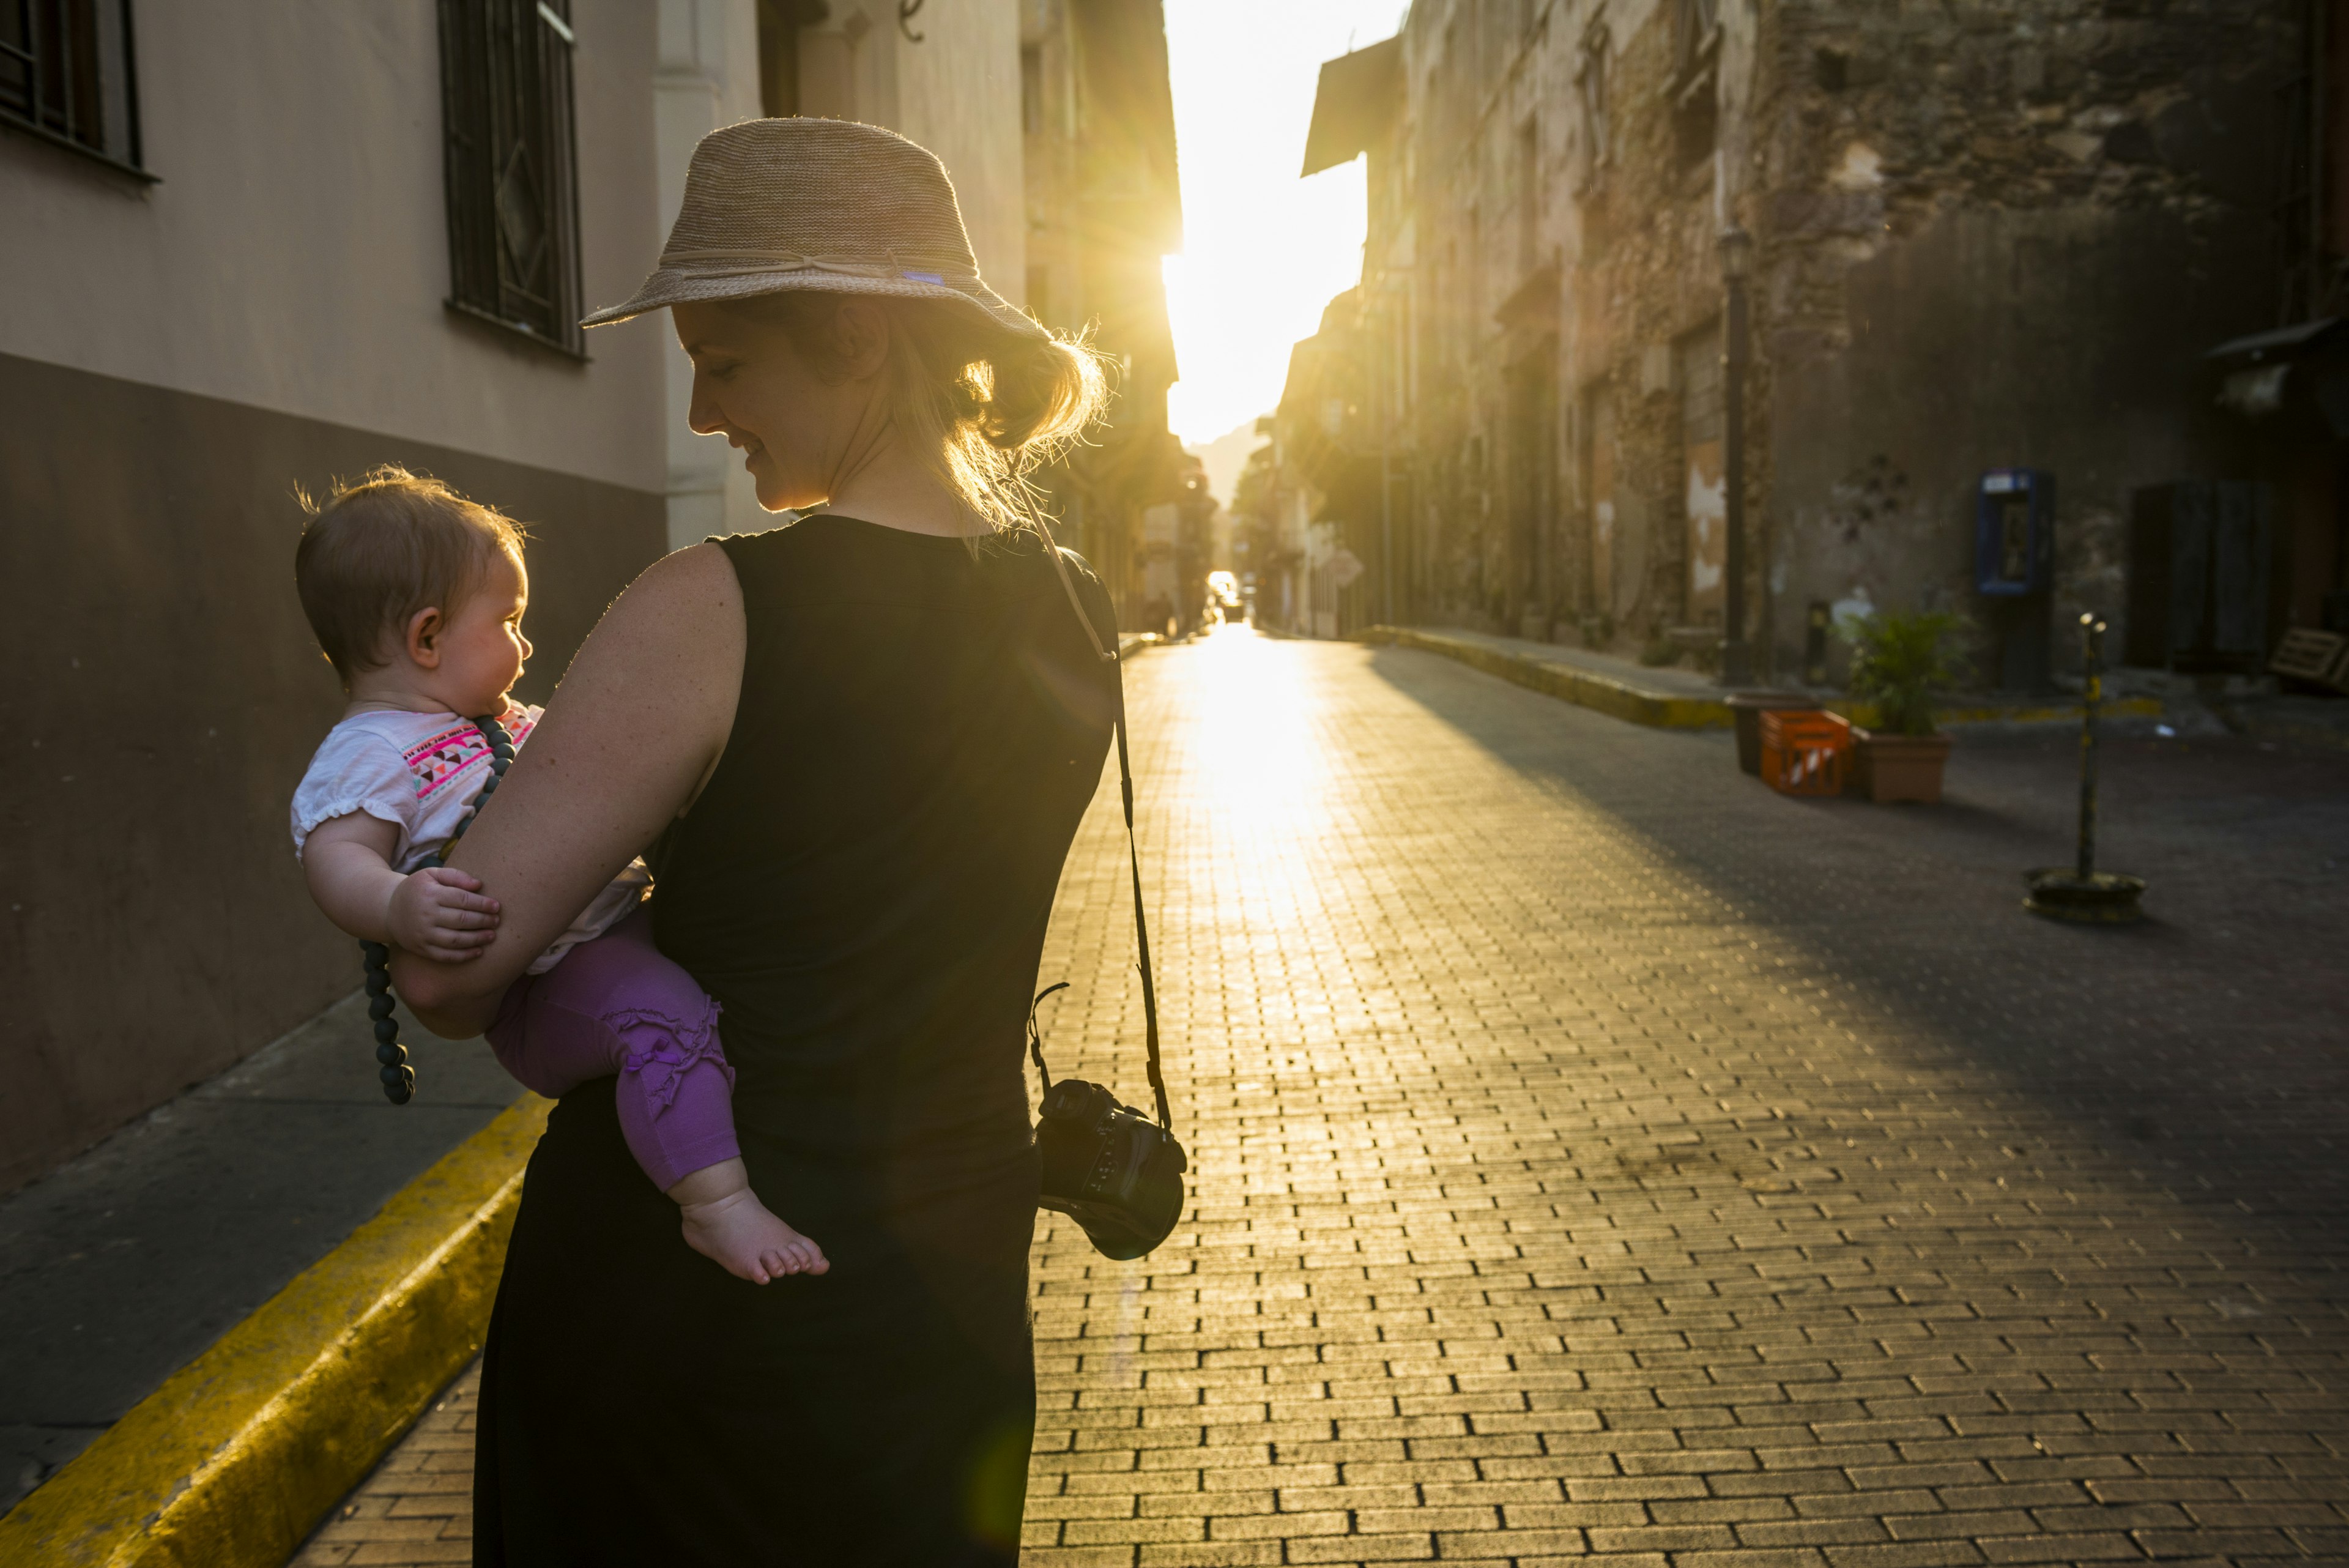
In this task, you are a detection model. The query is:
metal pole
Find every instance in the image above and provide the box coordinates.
[2076,613,2102,881]
[1721,270,1752,686]
[1380,296,1395,627]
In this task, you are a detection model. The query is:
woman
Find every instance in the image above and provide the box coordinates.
[393,118,1120,1564]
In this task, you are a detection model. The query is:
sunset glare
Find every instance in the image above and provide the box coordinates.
[1162,0,1409,446]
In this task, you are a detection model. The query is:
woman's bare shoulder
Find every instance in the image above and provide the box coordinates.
[561,543,743,681]
[551,541,744,749]
[610,540,743,624]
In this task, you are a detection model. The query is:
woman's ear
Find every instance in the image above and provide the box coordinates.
[406,605,446,669]
[828,298,892,380]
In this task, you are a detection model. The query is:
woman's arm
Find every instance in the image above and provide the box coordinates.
[390,543,744,1036]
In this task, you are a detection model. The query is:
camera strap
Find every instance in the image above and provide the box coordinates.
[1034,516,1172,1132]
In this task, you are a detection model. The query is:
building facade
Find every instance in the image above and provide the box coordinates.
[0,1,672,1192]
[1249,285,1393,640]
[1019,0,1187,626]
[1300,0,2310,686]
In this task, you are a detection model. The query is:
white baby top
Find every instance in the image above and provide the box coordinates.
[290,702,651,975]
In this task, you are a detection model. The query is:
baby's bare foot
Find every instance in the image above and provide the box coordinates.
[677,1188,829,1284]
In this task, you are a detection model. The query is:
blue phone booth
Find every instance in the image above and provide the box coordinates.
[1976,469,2055,689]
[1976,469,2054,595]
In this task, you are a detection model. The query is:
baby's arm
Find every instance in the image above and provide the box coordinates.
[303,813,503,962]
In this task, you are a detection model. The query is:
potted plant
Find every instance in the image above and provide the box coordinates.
[1839,608,1967,803]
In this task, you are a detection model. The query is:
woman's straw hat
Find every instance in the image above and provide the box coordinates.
[582,117,1045,341]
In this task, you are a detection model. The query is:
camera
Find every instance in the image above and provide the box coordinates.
[1036,1078,1187,1261]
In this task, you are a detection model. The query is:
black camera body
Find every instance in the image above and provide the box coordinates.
[1036,1078,1187,1261]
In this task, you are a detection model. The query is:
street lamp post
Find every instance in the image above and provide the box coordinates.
[1379,292,1395,629]
[1718,225,1754,688]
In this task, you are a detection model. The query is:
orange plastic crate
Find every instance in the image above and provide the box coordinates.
[1757,709,1850,797]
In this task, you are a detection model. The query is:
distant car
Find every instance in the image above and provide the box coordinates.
[1207,571,1243,618]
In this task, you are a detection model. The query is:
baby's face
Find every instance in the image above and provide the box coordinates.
[438,550,533,715]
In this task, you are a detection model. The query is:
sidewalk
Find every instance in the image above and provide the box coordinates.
[1363,626,1735,729]
[1407,626,1728,699]
[0,994,522,1518]
[1366,625,2172,732]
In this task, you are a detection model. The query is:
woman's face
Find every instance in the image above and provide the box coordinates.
[672,297,885,513]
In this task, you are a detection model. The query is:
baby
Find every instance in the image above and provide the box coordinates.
[288,466,823,1285]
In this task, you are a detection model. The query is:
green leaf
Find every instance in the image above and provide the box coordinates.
[1835,608,1971,736]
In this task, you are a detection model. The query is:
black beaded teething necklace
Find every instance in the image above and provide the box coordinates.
[359,710,517,1104]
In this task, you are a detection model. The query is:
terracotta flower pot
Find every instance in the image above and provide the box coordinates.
[1852,727,1951,804]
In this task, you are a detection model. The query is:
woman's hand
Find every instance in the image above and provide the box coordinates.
[390,544,745,1036]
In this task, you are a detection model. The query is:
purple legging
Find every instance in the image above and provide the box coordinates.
[485,908,740,1193]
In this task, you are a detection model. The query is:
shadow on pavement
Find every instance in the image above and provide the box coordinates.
[1360,639,2349,1253]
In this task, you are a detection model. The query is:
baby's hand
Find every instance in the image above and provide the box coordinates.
[386,867,501,961]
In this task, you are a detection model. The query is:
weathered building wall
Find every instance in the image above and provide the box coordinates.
[1565,0,1732,656]
[1770,207,2265,674]
[1356,0,2295,683]
[1750,0,2289,678]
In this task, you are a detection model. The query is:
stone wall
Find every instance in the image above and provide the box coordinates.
[1748,0,2291,679]
[1379,0,2296,682]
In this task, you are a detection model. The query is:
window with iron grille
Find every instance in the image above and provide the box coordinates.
[1669,0,1720,169]
[1672,0,1720,81]
[439,0,585,355]
[1,0,145,174]
[1575,21,1610,187]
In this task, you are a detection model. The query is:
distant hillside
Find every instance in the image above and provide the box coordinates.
[1183,417,1270,507]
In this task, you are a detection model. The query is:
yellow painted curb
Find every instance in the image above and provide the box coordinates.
[1899,695,2165,726]
[1362,626,2164,733]
[0,1095,550,1568]
[1363,626,1733,729]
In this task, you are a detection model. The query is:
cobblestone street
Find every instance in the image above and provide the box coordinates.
[297,628,2349,1567]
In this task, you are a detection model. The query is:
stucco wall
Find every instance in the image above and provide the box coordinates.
[0,355,665,1195]
[0,2,674,1190]
[896,0,1026,299]
[656,0,770,548]
[0,0,669,496]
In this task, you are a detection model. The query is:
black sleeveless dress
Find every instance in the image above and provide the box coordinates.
[472,517,1118,1566]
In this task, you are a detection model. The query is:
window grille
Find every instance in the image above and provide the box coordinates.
[1672,0,1720,81]
[1516,118,1540,275]
[439,0,585,355]
[1669,0,1721,169]
[1020,44,1044,135]
[1,0,144,174]
[1575,23,1609,184]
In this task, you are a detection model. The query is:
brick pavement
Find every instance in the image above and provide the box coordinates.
[296,1365,477,1564]
[294,628,2349,1566]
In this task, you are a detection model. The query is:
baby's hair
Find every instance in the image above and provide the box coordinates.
[294,465,527,685]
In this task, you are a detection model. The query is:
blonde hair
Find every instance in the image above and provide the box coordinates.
[293,466,526,685]
[746,294,1109,535]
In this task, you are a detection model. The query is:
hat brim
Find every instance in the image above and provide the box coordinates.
[581,267,1048,341]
